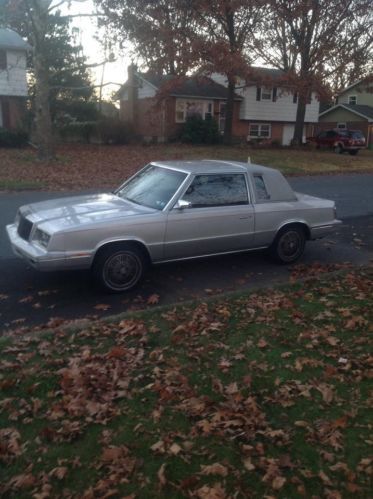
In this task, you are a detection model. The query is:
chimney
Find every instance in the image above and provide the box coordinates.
[127,63,137,124]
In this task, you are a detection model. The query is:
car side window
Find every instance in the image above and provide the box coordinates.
[253,174,270,201]
[318,131,326,139]
[326,131,336,138]
[182,174,248,208]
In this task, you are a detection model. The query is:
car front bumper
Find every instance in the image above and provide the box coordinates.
[6,224,66,271]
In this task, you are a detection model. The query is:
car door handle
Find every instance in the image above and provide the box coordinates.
[239,215,253,219]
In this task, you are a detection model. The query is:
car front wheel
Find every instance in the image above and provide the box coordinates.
[270,226,306,264]
[334,144,344,154]
[93,244,146,293]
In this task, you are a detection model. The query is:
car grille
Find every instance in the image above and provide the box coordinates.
[17,215,33,241]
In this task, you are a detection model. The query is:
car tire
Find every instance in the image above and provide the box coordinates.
[334,144,343,154]
[270,226,306,264]
[349,150,358,155]
[92,243,147,293]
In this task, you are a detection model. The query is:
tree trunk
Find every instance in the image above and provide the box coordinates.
[293,94,307,146]
[223,78,235,145]
[31,0,55,161]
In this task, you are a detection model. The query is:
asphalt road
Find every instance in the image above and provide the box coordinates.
[1,173,373,332]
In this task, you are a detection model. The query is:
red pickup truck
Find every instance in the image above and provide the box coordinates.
[310,129,366,155]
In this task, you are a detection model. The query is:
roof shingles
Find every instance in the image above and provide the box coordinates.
[123,73,243,100]
[0,28,30,51]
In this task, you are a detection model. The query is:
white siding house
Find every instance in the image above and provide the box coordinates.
[0,28,29,129]
[211,69,320,145]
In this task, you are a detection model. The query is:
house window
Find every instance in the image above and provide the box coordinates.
[337,122,347,129]
[205,102,213,120]
[261,88,272,100]
[175,99,214,123]
[0,50,7,70]
[249,123,271,139]
[348,95,357,105]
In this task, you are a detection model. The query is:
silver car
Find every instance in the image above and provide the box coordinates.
[6,160,341,292]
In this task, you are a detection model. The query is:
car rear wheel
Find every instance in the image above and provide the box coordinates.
[93,244,146,293]
[270,226,306,264]
[334,144,344,154]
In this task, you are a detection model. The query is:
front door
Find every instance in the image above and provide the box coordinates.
[164,173,255,259]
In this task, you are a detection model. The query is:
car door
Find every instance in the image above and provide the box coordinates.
[164,173,255,259]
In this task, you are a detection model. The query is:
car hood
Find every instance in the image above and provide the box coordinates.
[22,193,156,231]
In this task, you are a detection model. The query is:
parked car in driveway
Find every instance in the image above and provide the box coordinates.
[6,160,341,292]
[309,129,366,154]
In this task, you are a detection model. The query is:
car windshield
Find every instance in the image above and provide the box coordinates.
[348,131,364,139]
[116,165,187,210]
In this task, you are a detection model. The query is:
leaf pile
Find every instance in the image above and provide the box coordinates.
[0,268,372,498]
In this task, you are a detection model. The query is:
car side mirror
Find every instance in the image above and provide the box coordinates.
[174,199,192,210]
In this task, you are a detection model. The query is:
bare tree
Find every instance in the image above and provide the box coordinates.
[191,0,266,144]
[96,0,196,75]
[255,0,373,145]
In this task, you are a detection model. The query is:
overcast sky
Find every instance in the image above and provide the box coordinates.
[57,0,130,99]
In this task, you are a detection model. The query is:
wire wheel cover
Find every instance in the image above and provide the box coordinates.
[103,252,141,289]
[278,230,303,260]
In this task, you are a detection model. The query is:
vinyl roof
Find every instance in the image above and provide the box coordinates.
[152,160,277,175]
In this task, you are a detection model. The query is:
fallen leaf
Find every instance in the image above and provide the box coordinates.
[94,303,111,311]
[272,476,286,490]
[169,443,182,455]
[147,294,160,305]
[157,463,167,486]
[49,466,68,480]
[243,458,255,471]
[257,338,268,348]
[200,463,228,477]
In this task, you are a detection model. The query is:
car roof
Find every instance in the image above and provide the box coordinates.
[151,160,277,175]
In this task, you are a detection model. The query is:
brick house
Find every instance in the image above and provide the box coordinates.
[118,66,319,145]
[0,28,29,130]
[117,66,243,142]
[317,77,373,147]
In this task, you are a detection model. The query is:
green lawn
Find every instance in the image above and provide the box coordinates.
[0,267,372,497]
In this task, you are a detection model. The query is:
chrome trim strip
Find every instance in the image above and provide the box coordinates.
[154,246,268,264]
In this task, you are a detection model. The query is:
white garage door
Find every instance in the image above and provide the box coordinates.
[282,124,307,145]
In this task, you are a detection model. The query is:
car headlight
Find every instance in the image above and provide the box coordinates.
[32,228,51,248]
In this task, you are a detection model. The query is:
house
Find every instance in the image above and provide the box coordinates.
[118,65,319,145]
[0,28,29,130]
[117,65,243,142]
[211,68,319,145]
[318,77,373,147]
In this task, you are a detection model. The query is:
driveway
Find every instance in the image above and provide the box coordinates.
[1,173,373,333]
